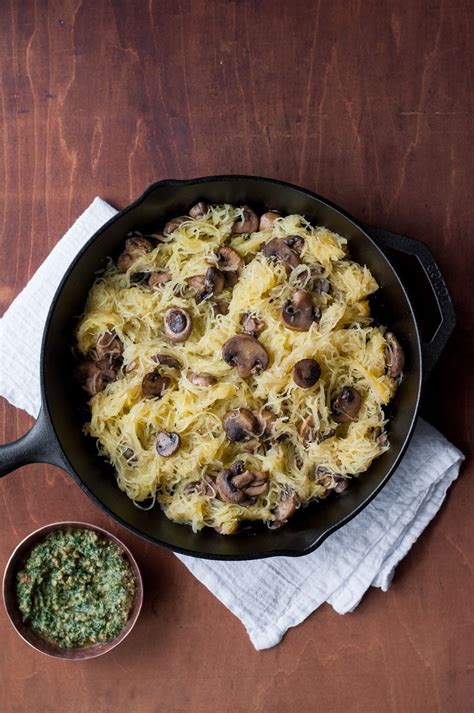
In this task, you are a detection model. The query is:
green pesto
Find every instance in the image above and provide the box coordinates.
[16,529,136,648]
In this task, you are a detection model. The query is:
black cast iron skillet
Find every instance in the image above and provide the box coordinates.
[0,176,455,559]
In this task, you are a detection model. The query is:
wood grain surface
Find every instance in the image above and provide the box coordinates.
[1,1,473,712]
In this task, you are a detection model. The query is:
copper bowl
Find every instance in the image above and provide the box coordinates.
[2,521,143,660]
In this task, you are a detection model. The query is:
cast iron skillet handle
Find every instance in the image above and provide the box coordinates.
[363,224,456,380]
[0,407,67,477]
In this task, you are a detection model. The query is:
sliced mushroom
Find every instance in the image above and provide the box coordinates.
[270,488,299,529]
[185,274,206,295]
[215,246,244,274]
[125,360,137,373]
[331,386,362,423]
[314,465,334,489]
[281,289,317,331]
[189,201,208,219]
[213,246,244,288]
[163,308,192,342]
[186,267,225,302]
[78,359,117,397]
[241,312,266,337]
[242,471,269,497]
[95,332,123,363]
[216,464,269,504]
[259,211,281,230]
[184,474,216,497]
[293,263,327,290]
[222,335,269,378]
[141,371,171,399]
[377,430,389,448]
[293,358,321,388]
[262,238,301,273]
[117,236,154,272]
[299,415,314,442]
[283,235,304,254]
[385,332,405,379]
[187,371,217,387]
[212,300,230,316]
[163,216,188,236]
[334,474,350,494]
[223,271,240,288]
[205,267,225,296]
[156,430,181,457]
[153,354,181,370]
[231,206,259,234]
[148,271,172,288]
[254,407,278,439]
[222,408,260,442]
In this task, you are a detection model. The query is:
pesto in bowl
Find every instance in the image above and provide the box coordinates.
[16,528,136,648]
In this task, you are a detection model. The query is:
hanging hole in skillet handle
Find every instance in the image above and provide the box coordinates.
[0,407,67,478]
[362,225,456,382]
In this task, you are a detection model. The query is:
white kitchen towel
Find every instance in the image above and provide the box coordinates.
[0,198,464,650]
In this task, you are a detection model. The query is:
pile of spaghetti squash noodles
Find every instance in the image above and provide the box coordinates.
[75,204,399,534]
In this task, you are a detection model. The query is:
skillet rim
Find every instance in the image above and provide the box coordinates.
[39,175,422,559]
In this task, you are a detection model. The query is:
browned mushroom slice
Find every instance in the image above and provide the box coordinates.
[117,236,154,272]
[163,308,192,342]
[283,235,304,254]
[213,246,244,288]
[205,267,225,296]
[231,206,259,234]
[184,474,216,497]
[95,332,123,362]
[222,408,260,442]
[153,354,181,369]
[258,211,281,230]
[377,430,389,447]
[241,312,266,337]
[223,271,240,288]
[313,465,334,489]
[385,332,405,379]
[216,246,244,273]
[212,299,230,316]
[293,263,327,290]
[281,289,317,331]
[331,386,362,423]
[141,371,171,399]
[243,471,269,497]
[262,238,301,273]
[222,335,269,378]
[216,464,269,504]
[293,358,321,388]
[270,487,299,528]
[334,474,350,494]
[185,274,206,295]
[298,415,314,442]
[254,407,278,439]
[187,371,217,387]
[148,271,172,288]
[186,267,225,302]
[189,201,208,219]
[163,216,188,236]
[78,359,117,397]
[156,430,181,457]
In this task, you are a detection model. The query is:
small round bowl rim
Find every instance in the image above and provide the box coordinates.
[2,521,144,660]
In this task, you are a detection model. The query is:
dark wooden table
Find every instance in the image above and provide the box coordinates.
[1,2,473,711]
